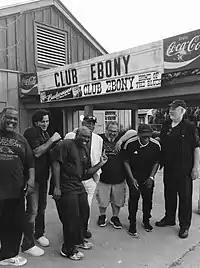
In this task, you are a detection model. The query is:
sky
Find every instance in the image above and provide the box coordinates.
[1,0,200,53]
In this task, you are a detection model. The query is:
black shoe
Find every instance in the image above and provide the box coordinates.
[178,228,189,239]
[143,222,153,232]
[155,217,175,227]
[110,216,122,229]
[84,230,92,239]
[128,225,139,238]
[97,215,107,227]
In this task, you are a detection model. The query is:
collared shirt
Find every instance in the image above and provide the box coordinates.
[123,136,161,183]
[160,119,200,177]
[24,126,50,183]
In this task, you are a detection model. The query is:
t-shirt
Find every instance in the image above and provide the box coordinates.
[99,134,125,184]
[160,119,200,178]
[0,130,34,199]
[24,126,50,183]
[123,136,161,183]
[51,139,90,194]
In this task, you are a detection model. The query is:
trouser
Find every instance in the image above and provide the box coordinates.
[128,182,154,226]
[82,178,96,224]
[0,195,25,261]
[55,191,89,256]
[22,181,48,251]
[164,173,193,229]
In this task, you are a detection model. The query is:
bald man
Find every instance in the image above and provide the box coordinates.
[51,126,108,261]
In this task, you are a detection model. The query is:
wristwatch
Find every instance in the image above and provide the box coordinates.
[149,176,154,181]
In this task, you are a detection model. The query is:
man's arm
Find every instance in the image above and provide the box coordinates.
[124,159,139,190]
[191,147,200,180]
[25,168,35,196]
[144,162,160,188]
[115,129,137,152]
[52,161,61,200]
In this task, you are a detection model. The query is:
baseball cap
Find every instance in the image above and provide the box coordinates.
[169,99,187,109]
[138,124,153,137]
[83,115,97,123]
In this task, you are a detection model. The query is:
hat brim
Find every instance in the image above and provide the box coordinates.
[138,132,152,137]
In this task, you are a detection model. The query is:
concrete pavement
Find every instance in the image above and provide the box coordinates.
[22,170,200,268]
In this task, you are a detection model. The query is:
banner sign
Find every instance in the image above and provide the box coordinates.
[164,29,200,72]
[19,73,38,97]
[40,71,161,103]
[38,42,163,103]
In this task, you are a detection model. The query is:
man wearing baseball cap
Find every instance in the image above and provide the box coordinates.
[64,114,103,238]
[156,99,200,239]
[123,124,160,237]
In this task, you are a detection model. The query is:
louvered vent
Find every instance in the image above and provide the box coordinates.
[36,24,67,66]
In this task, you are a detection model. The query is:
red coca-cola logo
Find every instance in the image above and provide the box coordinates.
[164,29,200,72]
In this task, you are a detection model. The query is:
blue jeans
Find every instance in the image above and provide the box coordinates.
[21,181,48,251]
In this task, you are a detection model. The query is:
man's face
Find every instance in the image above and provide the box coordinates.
[106,124,118,140]
[76,129,91,147]
[138,134,150,145]
[82,120,95,132]
[169,106,184,121]
[1,109,18,132]
[35,115,49,131]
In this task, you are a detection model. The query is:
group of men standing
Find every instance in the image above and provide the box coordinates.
[0,99,200,265]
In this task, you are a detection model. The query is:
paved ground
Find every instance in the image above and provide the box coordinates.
[22,170,200,268]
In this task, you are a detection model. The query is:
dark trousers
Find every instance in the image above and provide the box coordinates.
[22,181,48,251]
[0,196,25,261]
[164,173,193,229]
[55,191,89,256]
[128,183,154,226]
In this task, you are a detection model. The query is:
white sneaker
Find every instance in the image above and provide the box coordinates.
[0,255,27,266]
[37,236,49,247]
[23,245,44,257]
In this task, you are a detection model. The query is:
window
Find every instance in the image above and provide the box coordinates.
[105,111,117,126]
[35,23,68,67]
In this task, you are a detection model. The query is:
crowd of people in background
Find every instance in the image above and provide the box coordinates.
[0,99,200,265]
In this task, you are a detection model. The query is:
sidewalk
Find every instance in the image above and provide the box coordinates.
[22,171,200,268]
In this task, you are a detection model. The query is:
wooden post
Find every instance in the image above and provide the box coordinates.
[84,105,93,116]
[131,109,138,130]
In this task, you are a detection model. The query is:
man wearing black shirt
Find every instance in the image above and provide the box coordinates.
[51,126,107,261]
[123,124,160,237]
[0,107,34,266]
[22,109,61,256]
[156,100,200,239]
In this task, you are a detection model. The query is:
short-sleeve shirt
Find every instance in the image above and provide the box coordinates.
[99,133,126,184]
[51,139,90,194]
[160,119,200,177]
[24,126,50,183]
[123,136,161,183]
[0,130,34,199]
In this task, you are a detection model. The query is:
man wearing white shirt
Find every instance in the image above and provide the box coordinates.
[65,115,103,238]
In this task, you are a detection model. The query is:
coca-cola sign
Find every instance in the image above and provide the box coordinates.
[19,73,38,97]
[164,29,200,72]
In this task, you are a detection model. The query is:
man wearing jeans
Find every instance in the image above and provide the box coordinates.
[0,107,34,266]
[21,109,61,256]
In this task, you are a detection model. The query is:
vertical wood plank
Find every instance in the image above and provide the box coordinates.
[83,40,90,60]
[77,35,84,62]
[71,28,78,63]
[43,7,51,25]
[50,6,59,27]
[67,109,73,132]
[34,9,43,22]
[58,15,64,29]
[89,47,96,59]
[7,72,18,108]
[16,13,26,72]
[0,19,7,69]
[25,12,35,72]
[7,16,17,70]
[64,21,71,64]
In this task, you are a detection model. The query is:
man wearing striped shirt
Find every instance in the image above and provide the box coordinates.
[123,124,160,237]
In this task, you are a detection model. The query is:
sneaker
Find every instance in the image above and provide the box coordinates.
[155,217,175,227]
[37,236,49,247]
[110,216,122,229]
[97,215,107,227]
[178,228,189,239]
[84,229,92,239]
[128,226,139,238]
[143,222,153,232]
[23,245,44,257]
[67,251,84,261]
[77,240,93,250]
[60,247,84,259]
[0,255,27,266]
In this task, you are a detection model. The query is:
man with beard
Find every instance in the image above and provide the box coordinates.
[156,100,200,239]
[52,126,108,261]
[0,107,34,266]
[21,109,61,256]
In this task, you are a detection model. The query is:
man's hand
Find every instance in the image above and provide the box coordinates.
[115,139,123,152]
[51,132,62,143]
[53,186,61,200]
[25,179,35,196]
[191,166,200,180]
[100,149,108,165]
[144,177,154,188]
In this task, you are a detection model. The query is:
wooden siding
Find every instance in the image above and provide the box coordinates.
[0,5,104,72]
